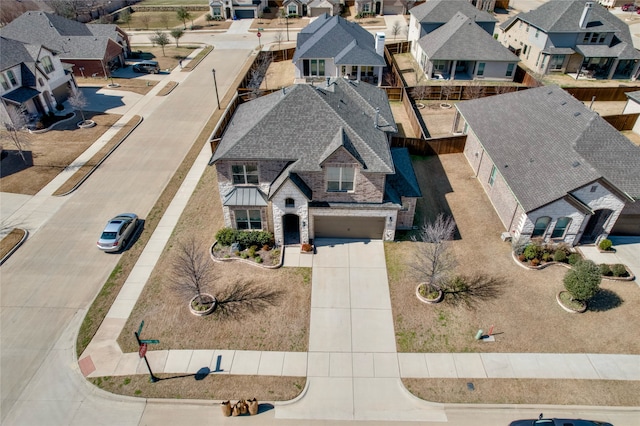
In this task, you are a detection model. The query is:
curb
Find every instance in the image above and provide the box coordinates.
[0,228,28,267]
[55,116,144,196]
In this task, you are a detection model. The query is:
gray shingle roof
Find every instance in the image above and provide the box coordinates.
[386,148,422,201]
[418,12,519,62]
[456,86,640,211]
[292,14,385,66]
[211,79,397,176]
[0,11,121,60]
[410,0,496,24]
[625,90,640,103]
[0,37,36,71]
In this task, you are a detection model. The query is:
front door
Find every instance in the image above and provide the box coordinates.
[283,214,300,245]
[580,209,613,244]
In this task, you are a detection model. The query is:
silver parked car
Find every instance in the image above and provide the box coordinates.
[97,213,138,252]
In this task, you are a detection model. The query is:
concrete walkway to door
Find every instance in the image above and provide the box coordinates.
[276,239,447,422]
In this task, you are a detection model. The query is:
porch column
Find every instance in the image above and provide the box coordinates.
[357,66,362,81]
[632,60,640,81]
[607,58,619,80]
[451,110,461,134]
[450,60,457,80]
[377,66,382,86]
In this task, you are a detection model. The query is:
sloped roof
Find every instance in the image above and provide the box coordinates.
[0,37,36,71]
[456,86,640,212]
[418,12,519,62]
[386,148,422,200]
[0,11,122,60]
[292,14,385,66]
[410,0,496,24]
[211,79,397,176]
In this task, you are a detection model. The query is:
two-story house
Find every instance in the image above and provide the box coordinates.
[293,14,386,85]
[454,85,640,246]
[210,78,421,245]
[282,0,340,17]
[0,37,76,128]
[408,0,517,81]
[0,11,130,79]
[209,0,268,19]
[498,0,640,80]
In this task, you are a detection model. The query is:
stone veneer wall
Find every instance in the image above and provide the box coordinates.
[271,180,310,245]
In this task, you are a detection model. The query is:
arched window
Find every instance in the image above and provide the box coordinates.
[551,217,572,239]
[531,216,551,238]
[285,198,295,208]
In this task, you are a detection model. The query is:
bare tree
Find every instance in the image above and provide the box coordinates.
[150,30,170,56]
[159,13,170,29]
[50,0,83,20]
[411,85,432,102]
[1,106,31,164]
[383,71,399,87]
[274,31,285,51]
[464,82,486,100]
[495,85,516,95]
[391,21,402,40]
[410,214,457,295]
[140,14,151,30]
[170,28,184,47]
[118,8,132,30]
[171,237,217,308]
[0,0,30,25]
[440,81,454,102]
[68,90,88,123]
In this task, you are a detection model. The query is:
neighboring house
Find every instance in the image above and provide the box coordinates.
[597,1,628,8]
[354,0,416,15]
[293,14,386,85]
[455,85,640,246]
[623,90,640,136]
[497,0,640,80]
[209,0,268,19]
[210,78,421,245]
[0,11,129,79]
[282,0,340,17]
[0,37,76,128]
[416,12,519,81]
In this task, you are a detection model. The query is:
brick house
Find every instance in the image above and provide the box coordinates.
[497,0,640,80]
[454,85,640,245]
[0,37,76,128]
[293,14,386,85]
[210,78,421,245]
[0,11,129,79]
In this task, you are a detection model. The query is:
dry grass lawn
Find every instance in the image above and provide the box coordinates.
[0,112,121,195]
[415,101,458,138]
[389,154,640,355]
[117,162,312,354]
[0,228,26,259]
[261,60,294,90]
[77,76,157,95]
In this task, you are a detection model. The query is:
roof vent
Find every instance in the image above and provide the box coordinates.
[574,112,581,117]
[282,87,286,95]
[561,101,567,105]
[572,161,581,167]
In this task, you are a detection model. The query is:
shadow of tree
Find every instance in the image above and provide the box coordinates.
[443,274,505,309]
[214,281,284,320]
[588,288,623,312]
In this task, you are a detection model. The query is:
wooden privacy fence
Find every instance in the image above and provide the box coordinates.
[564,86,640,102]
[391,135,466,156]
[602,113,639,131]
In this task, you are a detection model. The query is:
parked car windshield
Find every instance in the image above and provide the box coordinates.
[101,231,117,239]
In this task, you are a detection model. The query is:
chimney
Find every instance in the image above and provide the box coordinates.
[579,1,593,29]
[374,107,380,129]
[375,32,385,57]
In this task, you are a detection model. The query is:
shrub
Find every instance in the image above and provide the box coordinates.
[553,250,567,263]
[255,255,263,263]
[248,245,258,257]
[523,244,540,261]
[518,253,526,262]
[599,263,612,276]
[301,243,313,252]
[598,238,613,251]
[263,7,271,13]
[240,252,249,259]
[542,252,551,262]
[568,253,581,265]
[215,227,237,246]
[530,258,540,267]
[612,264,628,277]
[205,13,213,21]
[262,244,270,251]
[563,260,601,301]
[271,249,281,265]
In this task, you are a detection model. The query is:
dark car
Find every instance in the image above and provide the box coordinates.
[132,60,159,74]
[509,413,613,426]
[97,213,138,252]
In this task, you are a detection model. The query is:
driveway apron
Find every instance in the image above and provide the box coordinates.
[276,238,446,422]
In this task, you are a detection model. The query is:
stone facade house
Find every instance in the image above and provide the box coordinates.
[0,11,129,79]
[209,0,267,19]
[210,79,421,245]
[454,85,640,246]
[293,14,387,85]
[0,37,76,128]
[497,0,640,80]
[282,0,340,17]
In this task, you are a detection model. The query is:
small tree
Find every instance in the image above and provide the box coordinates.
[159,13,170,29]
[563,260,601,302]
[176,7,191,29]
[140,14,151,30]
[411,85,432,102]
[150,30,170,56]
[411,214,457,295]
[1,106,31,164]
[170,28,184,47]
[119,8,131,30]
[391,21,402,40]
[172,237,217,309]
[68,90,88,123]
[440,81,454,102]
[274,31,285,50]
[464,82,486,100]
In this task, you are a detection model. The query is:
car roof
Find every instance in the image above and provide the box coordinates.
[135,60,158,65]
[104,220,125,233]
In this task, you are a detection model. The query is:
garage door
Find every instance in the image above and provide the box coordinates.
[314,216,385,239]
[234,9,255,19]
[383,5,404,15]
[310,7,331,17]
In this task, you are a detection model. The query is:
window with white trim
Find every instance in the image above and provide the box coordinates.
[327,167,354,192]
[6,70,17,86]
[531,216,551,238]
[212,7,221,17]
[0,74,8,90]
[549,55,564,71]
[477,62,485,76]
[506,63,515,77]
[285,198,295,208]
[488,165,497,186]
[551,217,571,239]
[232,164,259,185]
[41,56,54,74]
[362,3,370,13]
[288,4,297,15]
[235,209,262,230]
